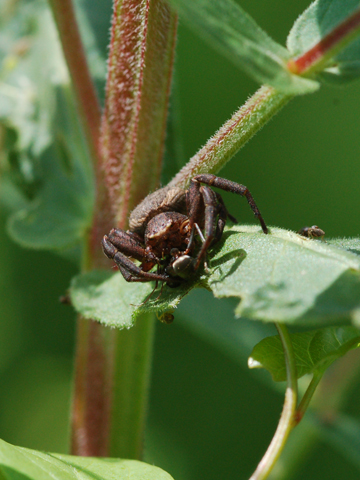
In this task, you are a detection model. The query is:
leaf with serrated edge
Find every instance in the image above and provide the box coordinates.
[249,327,360,381]
[208,226,360,327]
[70,227,360,330]
[70,269,199,328]
[0,437,174,480]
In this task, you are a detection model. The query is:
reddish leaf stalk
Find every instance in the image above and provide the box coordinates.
[288,8,360,75]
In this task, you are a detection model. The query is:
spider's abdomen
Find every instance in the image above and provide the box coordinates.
[145,212,190,258]
[129,186,186,236]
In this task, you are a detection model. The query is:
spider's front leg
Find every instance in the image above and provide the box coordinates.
[102,229,171,283]
[191,185,225,270]
[192,174,268,234]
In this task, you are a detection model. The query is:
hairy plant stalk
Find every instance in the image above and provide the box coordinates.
[50,0,178,458]
[169,86,292,190]
[249,323,298,480]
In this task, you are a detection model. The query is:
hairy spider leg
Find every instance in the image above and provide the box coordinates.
[194,186,223,270]
[102,236,171,283]
[107,228,148,261]
[192,174,268,234]
[107,228,159,273]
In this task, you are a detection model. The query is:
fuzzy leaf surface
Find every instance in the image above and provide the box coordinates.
[169,0,318,94]
[287,0,360,83]
[70,268,200,328]
[0,437,174,480]
[208,226,360,326]
[71,227,360,330]
[248,326,360,381]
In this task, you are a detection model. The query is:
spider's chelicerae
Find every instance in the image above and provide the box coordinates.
[102,174,268,287]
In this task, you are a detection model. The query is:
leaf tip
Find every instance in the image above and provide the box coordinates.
[248,356,262,369]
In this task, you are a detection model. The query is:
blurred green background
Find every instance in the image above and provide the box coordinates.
[1,0,360,479]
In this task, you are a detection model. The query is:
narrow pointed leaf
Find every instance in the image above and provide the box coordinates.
[169,0,318,94]
[287,0,360,82]
[248,326,360,381]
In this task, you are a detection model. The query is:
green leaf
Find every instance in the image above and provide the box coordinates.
[208,226,360,327]
[248,326,360,381]
[0,1,94,252]
[7,103,94,251]
[287,0,360,83]
[0,437,174,480]
[70,227,360,330]
[169,0,318,94]
[70,268,199,328]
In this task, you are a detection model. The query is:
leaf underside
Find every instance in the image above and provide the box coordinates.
[169,0,318,94]
[288,0,360,84]
[70,226,360,330]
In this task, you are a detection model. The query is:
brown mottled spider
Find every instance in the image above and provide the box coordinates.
[102,174,268,287]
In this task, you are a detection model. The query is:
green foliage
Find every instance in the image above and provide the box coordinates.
[0,437,174,480]
[70,268,199,327]
[7,93,93,251]
[2,0,360,478]
[169,0,319,94]
[0,0,95,254]
[249,326,360,381]
[287,0,360,83]
[71,226,360,329]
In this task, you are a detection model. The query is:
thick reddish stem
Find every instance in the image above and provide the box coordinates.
[288,8,360,75]
[69,0,177,458]
[71,318,114,456]
[99,0,177,231]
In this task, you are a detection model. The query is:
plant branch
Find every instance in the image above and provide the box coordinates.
[168,86,291,190]
[293,370,324,426]
[249,323,298,480]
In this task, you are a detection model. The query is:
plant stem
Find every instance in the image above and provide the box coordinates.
[48,0,101,163]
[109,314,155,458]
[169,86,292,190]
[249,323,298,480]
[293,370,324,426]
[267,348,360,480]
[65,0,177,458]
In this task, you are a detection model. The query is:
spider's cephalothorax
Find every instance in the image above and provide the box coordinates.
[102,174,268,286]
